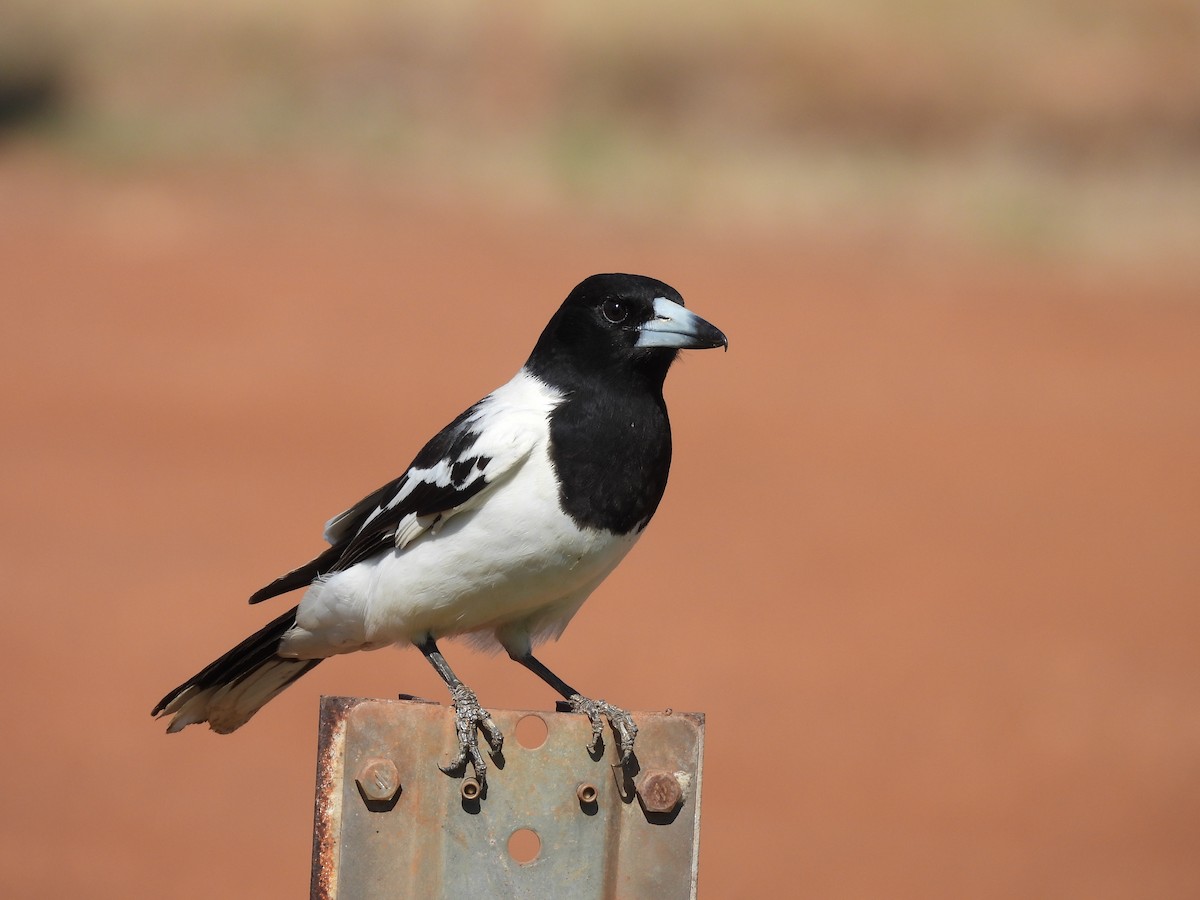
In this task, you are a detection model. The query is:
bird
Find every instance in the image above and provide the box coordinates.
[153,272,727,787]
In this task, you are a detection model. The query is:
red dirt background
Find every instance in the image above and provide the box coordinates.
[2,154,1198,898]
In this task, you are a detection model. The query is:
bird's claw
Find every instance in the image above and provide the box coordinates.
[440,684,503,787]
[567,693,638,762]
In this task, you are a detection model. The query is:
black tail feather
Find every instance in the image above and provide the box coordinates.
[152,604,318,716]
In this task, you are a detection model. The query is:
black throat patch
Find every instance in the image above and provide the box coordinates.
[546,380,673,535]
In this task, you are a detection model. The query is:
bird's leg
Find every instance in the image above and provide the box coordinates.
[417,637,503,786]
[512,652,638,762]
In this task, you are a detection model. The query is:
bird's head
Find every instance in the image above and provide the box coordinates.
[528,273,727,386]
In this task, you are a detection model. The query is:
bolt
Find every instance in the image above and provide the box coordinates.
[461,777,481,801]
[637,771,684,813]
[355,757,400,804]
[576,782,598,804]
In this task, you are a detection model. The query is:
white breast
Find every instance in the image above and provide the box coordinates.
[280,369,640,659]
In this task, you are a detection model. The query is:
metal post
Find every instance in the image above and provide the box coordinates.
[312,696,705,899]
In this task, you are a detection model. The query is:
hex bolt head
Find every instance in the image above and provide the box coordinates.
[355,757,400,804]
[637,771,684,813]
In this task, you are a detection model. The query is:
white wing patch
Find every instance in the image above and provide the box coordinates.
[390,431,538,550]
[320,369,560,555]
[323,497,381,546]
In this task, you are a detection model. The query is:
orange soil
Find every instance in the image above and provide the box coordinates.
[2,157,1198,898]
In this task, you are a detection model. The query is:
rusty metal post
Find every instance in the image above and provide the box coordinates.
[312,696,705,899]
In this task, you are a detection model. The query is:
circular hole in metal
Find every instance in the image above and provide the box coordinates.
[508,828,540,864]
[514,714,548,750]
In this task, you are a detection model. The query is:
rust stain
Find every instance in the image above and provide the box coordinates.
[310,696,356,900]
[311,698,705,899]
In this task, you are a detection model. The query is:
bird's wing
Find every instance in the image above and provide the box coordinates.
[248,397,541,605]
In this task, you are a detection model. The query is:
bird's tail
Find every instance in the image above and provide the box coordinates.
[152,605,322,734]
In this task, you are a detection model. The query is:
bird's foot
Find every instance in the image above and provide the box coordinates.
[439,684,503,787]
[566,693,638,762]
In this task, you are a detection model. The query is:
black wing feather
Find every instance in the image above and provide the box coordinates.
[247,544,344,605]
[326,465,492,574]
[247,399,493,605]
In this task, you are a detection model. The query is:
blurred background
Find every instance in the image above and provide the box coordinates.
[2,1,1198,897]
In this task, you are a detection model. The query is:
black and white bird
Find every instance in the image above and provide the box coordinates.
[153,273,727,786]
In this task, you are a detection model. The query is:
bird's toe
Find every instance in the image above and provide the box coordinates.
[443,685,503,787]
[567,694,638,760]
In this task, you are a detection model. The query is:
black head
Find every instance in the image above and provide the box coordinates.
[526,273,727,389]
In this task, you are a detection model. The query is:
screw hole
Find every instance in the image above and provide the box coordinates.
[514,714,548,750]
[508,828,540,864]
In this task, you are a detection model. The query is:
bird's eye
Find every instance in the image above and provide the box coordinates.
[601,299,629,324]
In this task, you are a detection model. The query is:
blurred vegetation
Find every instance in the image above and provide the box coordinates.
[3,0,1199,259]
